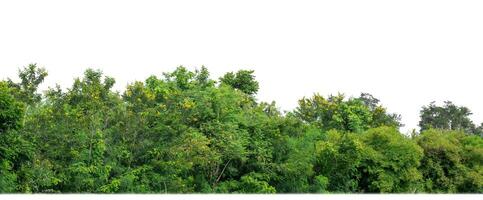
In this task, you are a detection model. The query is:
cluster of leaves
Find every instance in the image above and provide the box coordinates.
[0,64,481,193]
[419,101,483,136]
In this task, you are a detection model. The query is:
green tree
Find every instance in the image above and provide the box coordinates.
[21,69,120,192]
[314,130,364,192]
[419,101,478,134]
[0,82,25,133]
[295,93,402,133]
[1,64,482,194]
[358,127,423,193]
[0,82,36,193]
[416,129,482,193]
[7,64,48,105]
[357,93,402,128]
[219,70,259,96]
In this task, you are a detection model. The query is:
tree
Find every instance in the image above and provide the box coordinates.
[358,127,423,193]
[1,64,482,193]
[8,64,48,105]
[416,129,482,193]
[0,82,36,193]
[20,69,120,192]
[419,101,478,134]
[357,93,402,128]
[294,93,401,133]
[219,70,259,96]
[314,130,364,192]
[0,82,25,133]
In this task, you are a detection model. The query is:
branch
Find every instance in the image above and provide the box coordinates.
[214,159,232,186]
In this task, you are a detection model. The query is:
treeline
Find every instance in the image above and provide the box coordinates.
[0,64,481,193]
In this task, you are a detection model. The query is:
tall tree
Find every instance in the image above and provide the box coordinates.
[294,93,401,133]
[219,70,259,96]
[8,64,48,105]
[0,81,34,192]
[419,101,478,134]
[357,93,402,128]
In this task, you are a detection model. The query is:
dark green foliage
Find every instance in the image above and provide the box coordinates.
[314,130,363,192]
[419,101,479,135]
[358,127,423,193]
[0,65,481,193]
[0,82,25,132]
[416,129,482,193]
[357,93,402,128]
[7,64,48,105]
[0,81,35,192]
[219,70,259,96]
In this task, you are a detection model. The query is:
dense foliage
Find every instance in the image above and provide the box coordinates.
[0,64,481,193]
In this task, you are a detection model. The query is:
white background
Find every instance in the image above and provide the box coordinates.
[1,0,483,133]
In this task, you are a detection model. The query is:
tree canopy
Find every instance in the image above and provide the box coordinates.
[419,101,482,136]
[0,64,481,193]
